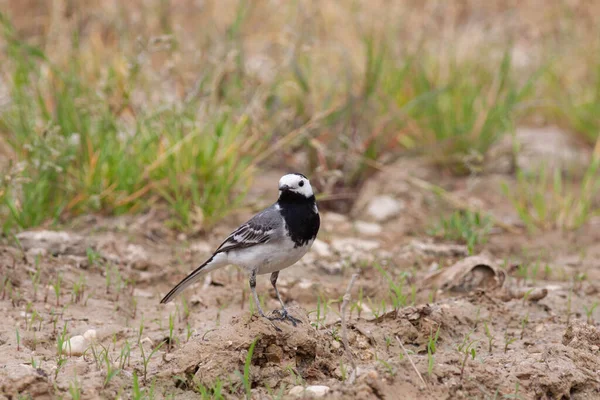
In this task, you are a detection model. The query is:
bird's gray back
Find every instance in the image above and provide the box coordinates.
[247,204,283,233]
[214,203,284,253]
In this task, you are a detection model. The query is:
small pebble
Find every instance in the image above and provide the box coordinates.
[63,335,88,356]
[367,370,379,380]
[191,241,211,253]
[330,238,380,253]
[311,239,332,258]
[367,195,403,221]
[288,385,332,397]
[354,221,382,236]
[323,212,349,223]
[305,386,330,397]
[133,288,154,298]
[83,329,97,342]
[298,279,313,290]
[289,386,304,396]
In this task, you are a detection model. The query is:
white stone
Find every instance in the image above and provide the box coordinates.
[354,221,382,236]
[298,279,313,290]
[322,212,353,232]
[191,241,211,253]
[133,288,154,298]
[16,230,85,255]
[366,195,403,221]
[289,386,305,396]
[125,244,148,264]
[289,385,332,398]
[323,212,349,224]
[331,238,380,253]
[311,239,332,258]
[305,385,330,397]
[83,329,97,342]
[63,335,88,356]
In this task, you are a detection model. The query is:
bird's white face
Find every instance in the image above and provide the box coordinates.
[278,173,314,198]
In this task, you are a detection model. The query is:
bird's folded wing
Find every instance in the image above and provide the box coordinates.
[215,219,277,253]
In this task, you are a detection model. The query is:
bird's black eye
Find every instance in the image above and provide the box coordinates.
[298,180,305,187]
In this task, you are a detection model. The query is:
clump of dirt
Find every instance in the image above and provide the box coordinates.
[531,343,600,398]
[563,322,600,354]
[0,364,52,400]
[162,307,339,394]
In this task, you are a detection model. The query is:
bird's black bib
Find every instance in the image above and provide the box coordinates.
[278,192,320,248]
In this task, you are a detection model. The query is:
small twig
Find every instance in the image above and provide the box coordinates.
[396,335,428,389]
[341,273,359,384]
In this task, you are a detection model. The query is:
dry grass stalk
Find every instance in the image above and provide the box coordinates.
[396,335,428,389]
[340,273,359,384]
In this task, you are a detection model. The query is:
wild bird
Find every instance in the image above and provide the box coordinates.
[160,173,320,327]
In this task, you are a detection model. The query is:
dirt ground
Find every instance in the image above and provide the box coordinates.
[2,154,600,400]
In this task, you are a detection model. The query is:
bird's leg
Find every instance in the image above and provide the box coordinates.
[269,271,301,326]
[249,269,266,317]
[249,269,281,331]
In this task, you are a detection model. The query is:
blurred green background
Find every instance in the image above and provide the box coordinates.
[0,0,598,233]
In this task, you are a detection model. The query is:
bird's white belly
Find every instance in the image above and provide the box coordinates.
[227,240,313,275]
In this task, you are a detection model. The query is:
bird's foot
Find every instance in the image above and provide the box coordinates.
[269,308,301,327]
[256,309,282,332]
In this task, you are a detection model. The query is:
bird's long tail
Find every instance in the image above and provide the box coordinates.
[160,252,227,304]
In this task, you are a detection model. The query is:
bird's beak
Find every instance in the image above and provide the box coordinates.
[279,184,290,191]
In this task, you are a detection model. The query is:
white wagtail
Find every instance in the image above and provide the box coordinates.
[160,173,320,327]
